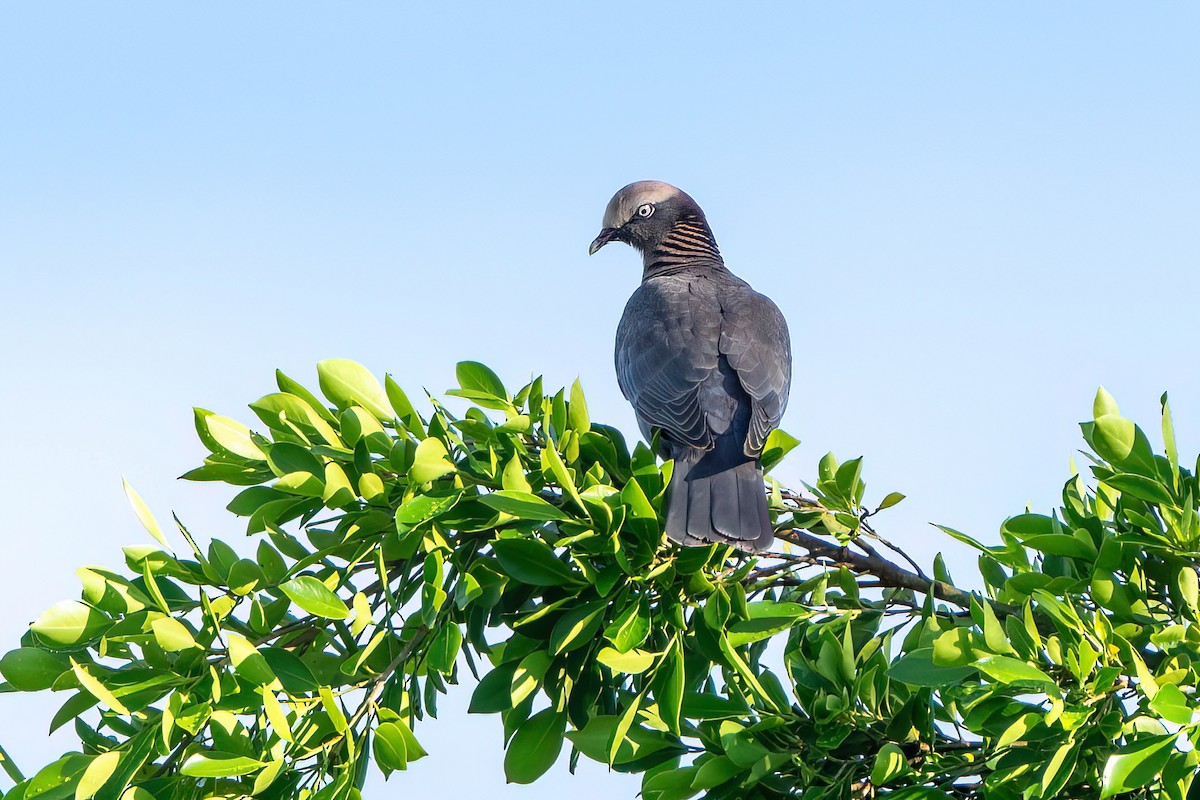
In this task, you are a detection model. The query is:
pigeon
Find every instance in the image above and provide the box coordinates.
[589,181,792,553]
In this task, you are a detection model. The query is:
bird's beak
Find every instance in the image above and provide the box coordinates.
[589,227,620,256]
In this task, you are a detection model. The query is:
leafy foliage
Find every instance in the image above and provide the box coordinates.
[1,365,1199,799]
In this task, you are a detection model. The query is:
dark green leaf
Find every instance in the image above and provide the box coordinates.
[492,539,580,587]
[504,708,565,784]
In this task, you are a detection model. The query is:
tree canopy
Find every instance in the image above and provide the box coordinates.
[1,360,1198,800]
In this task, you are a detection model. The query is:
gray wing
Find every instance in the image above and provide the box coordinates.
[615,277,790,455]
[719,289,792,455]
[615,280,723,450]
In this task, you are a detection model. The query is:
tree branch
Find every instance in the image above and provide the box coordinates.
[773,527,978,610]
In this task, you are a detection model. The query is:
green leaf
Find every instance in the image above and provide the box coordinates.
[226,632,276,686]
[492,539,580,587]
[249,392,340,443]
[1149,683,1192,725]
[760,429,800,473]
[395,491,459,528]
[252,759,286,794]
[878,491,906,511]
[74,751,118,800]
[31,601,110,648]
[456,361,508,400]
[680,692,750,721]
[275,369,337,421]
[692,755,742,790]
[1094,386,1121,418]
[279,576,350,619]
[610,692,644,765]
[504,708,565,784]
[121,479,169,549]
[605,600,651,653]
[727,601,810,646]
[0,647,68,691]
[870,743,908,787]
[549,601,607,655]
[426,624,463,674]
[888,648,975,687]
[597,647,657,675]
[194,410,266,461]
[384,375,426,436]
[373,719,426,774]
[317,359,394,420]
[409,437,456,484]
[1088,413,1155,472]
[479,490,571,521]
[654,640,684,735]
[179,752,264,778]
[261,648,319,694]
[542,442,585,511]
[974,655,1057,691]
[1101,734,1178,798]
[1162,392,1179,482]
[1102,472,1174,506]
[150,618,198,652]
[70,659,129,715]
[641,766,702,800]
[568,378,590,434]
[469,664,518,714]
[265,441,324,478]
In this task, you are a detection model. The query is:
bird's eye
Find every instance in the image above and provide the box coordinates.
[636,203,655,218]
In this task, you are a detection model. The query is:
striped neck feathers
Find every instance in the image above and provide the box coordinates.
[643,214,724,277]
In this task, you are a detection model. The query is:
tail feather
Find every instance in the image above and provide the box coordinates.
[664,449,774,552]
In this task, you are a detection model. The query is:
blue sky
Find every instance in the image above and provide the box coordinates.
[1,4,1198,797]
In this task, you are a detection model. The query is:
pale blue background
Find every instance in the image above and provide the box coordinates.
[1,4,1198,797]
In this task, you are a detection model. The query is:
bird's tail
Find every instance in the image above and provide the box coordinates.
[663,450,774,553]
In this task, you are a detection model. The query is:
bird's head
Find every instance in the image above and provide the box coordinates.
[588,180,712,257]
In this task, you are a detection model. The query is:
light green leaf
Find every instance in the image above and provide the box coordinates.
[195,410,266,461]
[252,759,286,794]
[1149,683,1193,725]
[150,617,198,652]
[122,479,169,549]
[597,647,657,675]
[74,751,119,800]
[71,659,129,716]
[456,361,508,400]
[974,655,1057,690]
[226,632,276,685]
[426,624,463,674]
[502,456,532,493]
[479,490,571,521]
[322,462,356,506]
[541,443,584,511]
[385,375,426,436]
[317,359,394,421]
[870,743,909,787]
[179,752,264,778]
[279,576,350,619]
[409,437,456,484]
[549,601,607,655]
[568,378,590,434]
[31,601,110,648]
[761,429,800,473]
[1101,734,1178,798]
